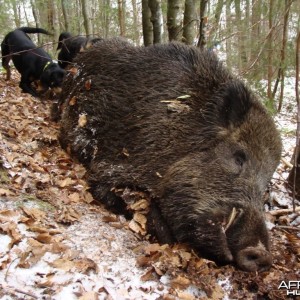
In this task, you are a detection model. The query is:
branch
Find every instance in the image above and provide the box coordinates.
[269,206,300,216]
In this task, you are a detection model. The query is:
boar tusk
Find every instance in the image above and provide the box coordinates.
[224,207,237,232]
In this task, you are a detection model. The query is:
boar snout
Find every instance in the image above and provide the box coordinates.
[236,246,272,272]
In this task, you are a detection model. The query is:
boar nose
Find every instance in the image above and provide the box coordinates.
[236,247,272,272]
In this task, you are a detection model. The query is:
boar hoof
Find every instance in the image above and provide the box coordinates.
[236,247,272,272]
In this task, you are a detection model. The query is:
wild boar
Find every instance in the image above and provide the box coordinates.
[57,38,282,272]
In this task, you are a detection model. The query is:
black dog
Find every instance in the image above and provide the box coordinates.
[1,27,65,96]
[57,32,102,69]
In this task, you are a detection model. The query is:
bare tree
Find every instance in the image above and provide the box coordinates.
[197,0,208,48]
[276,0,293,112]
[11,0,21,28]
[167,0,184,41]
[287,31,300,205]
[30,0,41,43]
[142,0,153,46]
[132,0,140,45]
[61,0,69,32]
[267,0,274,104]
[182,0,196,45]
[81,0,92,36]
[149,0,163,44]
[118,0,126,36]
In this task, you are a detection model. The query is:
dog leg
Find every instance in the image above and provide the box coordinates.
[1,55,11,81]
[19,75,38,97]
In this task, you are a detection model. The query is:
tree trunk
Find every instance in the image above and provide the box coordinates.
[118,0,126,36]
[148,0,163,44]
[167,0,184,41]
[132,0,140,45]
[288,35,300,204]
[197,0,208,48]
[209,0,223,40]
[224,0,232,66]
[81,0,92,36]
[22,0,30,26]
[277,0,292,112]
[47,0,59,53]
[30,0,41,43]
[182,0,196,45]
[61,0,69,31]
[267,0,274,104]
[11,0,21,28]
[142,0,153,46]
[234,0,247,70]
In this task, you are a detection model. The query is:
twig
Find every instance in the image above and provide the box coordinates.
[1,285,39,299]
[269,206,300,216]
[281,157,293,169]
[275,225,300,231]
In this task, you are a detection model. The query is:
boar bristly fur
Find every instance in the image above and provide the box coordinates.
[58,39,282,272]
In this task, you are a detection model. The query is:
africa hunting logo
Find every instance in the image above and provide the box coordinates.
[278,281,300,296]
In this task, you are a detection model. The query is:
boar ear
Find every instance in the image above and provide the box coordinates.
[220,81,252,127]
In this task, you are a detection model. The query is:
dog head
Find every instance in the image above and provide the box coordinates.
[57,32,72,50]
[40,61,65,90]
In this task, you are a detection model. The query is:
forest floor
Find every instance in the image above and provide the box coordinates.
[0,72,299,300]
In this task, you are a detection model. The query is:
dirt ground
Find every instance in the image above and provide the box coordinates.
[0,72,299,300]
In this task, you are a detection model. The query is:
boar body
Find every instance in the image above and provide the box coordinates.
[58,39,282,272]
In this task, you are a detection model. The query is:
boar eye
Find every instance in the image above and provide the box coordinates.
[233,150,247,168]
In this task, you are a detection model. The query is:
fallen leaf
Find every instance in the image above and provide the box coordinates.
[35,233,53,244]
[78,114,87,127]
[85,79,92,90]
[0,188,15,196]
[171,275,191,289]
[69,96,77,106]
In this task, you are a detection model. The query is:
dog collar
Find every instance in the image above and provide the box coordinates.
[43,60,57,72]
[43,61,52,71]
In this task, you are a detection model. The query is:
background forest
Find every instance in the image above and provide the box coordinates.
[0,0,299,111]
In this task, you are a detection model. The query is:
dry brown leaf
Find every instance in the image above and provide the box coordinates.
[69,96,77,106]
[102,215,118,223]
[22,207,46,221]
[0,222,22,246]
[50,258,75,271]
[78,114,87,127]
[171,276,191,289]
[286,232,300,255]
[140,269,156,282]
[143,243,167,255]
[0,188,15,196]
[133,212,147,230]
[175,291,195,300]
[29,226,62,235]
[56,177,76,188]
[56,206,81,224]
[83,192,94,203]
[51,241,70,253]
[128,219,145,235]
[85,79,92,90]
[129,199,149,211]
[0,209,20,221]
[79,292,99,300]
[37,274,55,288]
[68,67,78,76]
[35,233,53,244]
[68,192,81,203]
[74,258,97,274]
